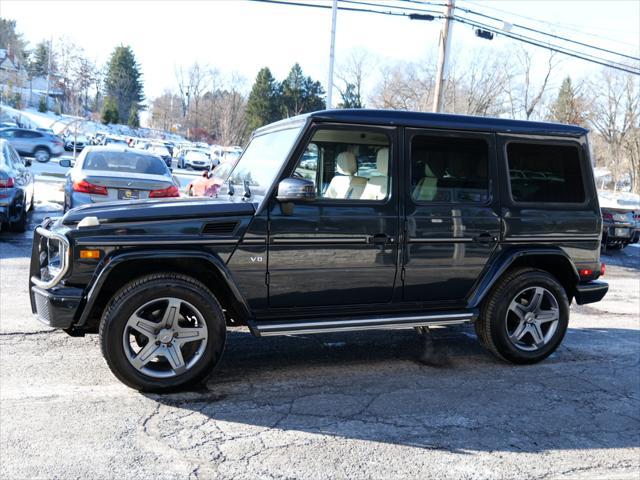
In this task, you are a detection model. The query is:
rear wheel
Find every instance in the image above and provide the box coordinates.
[475,268,569,364]
[34,148,50,163]
[9,200,27,232]
[99,273,226,392]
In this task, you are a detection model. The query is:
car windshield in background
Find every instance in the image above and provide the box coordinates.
[83,151,168,175]
[150,146,170,156]
[185,150,209,161]
[105,138,127,145]
[227,126,302,194]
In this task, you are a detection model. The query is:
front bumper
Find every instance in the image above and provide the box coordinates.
[31,285,83,328]
[574,281,608,305]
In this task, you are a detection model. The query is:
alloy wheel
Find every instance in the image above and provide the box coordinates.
[122,297,208,378]
[505,286,560,352]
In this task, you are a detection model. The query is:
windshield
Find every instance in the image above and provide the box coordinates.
[227,126,302,195]
[185,150,209,161]
[150,146,170,156]
[83,151,169,175]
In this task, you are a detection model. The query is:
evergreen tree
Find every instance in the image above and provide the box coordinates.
[0,19,28,63]
[38,96,47,113]
[104,45,144,125]
[245,67,281,133]
[281,63,325,117]
[337,83,363,109]
[101,96,119,124]
[127,104,140,128]
[548,76,588,126]
[30,41,51,77]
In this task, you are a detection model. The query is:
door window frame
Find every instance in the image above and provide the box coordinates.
[277,122,398,207]
[404,128,498,209]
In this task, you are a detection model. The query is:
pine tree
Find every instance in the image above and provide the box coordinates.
[104,45,144,125]
[101,97,119,124]
[337,83,363,109]
[281,63,325,117]
[30,41,51,77]
[127,104,140,128]
[548,76,588,126]
[245,67,281,133]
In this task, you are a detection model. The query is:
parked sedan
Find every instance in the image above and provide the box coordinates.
[0,127,64,162]
[177,148,215,170]
[147,143,173,168]
[64,134,89,152]
[0,139,34,232]
[60,147,179,211]
[601,207,636,250]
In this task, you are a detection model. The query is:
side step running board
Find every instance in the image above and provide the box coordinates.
[249,310,476,337]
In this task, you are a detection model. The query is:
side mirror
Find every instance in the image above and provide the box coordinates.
[59,159,72,168]
[276,177,316,202]
[24,158,32,167]
[202,170,210,178]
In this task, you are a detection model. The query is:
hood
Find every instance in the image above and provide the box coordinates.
[62,196,255,225]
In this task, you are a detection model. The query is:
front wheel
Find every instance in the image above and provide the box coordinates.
[34,148,50,163]
[99,273,226,392]
[475,268,569,364]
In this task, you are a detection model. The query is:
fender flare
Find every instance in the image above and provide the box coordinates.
[75,249,252,326]
[466,246,579,308]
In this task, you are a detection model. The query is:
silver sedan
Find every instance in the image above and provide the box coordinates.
[61,146,179,212]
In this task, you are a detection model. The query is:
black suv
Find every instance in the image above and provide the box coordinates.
[29,110,608,391]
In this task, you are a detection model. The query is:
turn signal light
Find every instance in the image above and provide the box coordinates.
[80,250,101,260]
[150,185,180,198]
[73,179,108,195]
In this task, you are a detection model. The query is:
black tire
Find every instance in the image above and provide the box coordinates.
[9,201,27,232]
[475,268,569,364]
[99,273,226,392]
[34,147,50,163]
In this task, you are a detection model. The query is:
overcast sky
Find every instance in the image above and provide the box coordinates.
[3,0,639,103]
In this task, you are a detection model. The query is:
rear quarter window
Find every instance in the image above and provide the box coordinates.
[506,142,585,204]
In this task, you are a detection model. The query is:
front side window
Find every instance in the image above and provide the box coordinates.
[292,128,391,201]
[410,135,489,203]
[507,142,585,203]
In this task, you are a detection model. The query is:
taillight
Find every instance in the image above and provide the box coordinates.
[600,263,606,276]
[73,179,108,195]
[602,212,613,220]
[0,177,15,188]
[579,268,593,279]
[149,185,180,198]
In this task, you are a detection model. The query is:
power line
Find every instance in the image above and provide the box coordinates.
[454,15,640,76]
[339,0,442,16]
[457,0,640,49]
[453,4,640,62]
[249,0,640,75]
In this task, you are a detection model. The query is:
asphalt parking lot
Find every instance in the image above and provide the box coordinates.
[1,196,639,479]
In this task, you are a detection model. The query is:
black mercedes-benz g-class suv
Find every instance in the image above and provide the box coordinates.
[29,110,608,391]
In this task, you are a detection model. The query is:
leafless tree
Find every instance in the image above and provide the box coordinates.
[502,47,558,120]
[334,48,373,108]
[369,61,434,111]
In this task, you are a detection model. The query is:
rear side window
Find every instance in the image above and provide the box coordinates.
[410,135,489,203]
[507,143,585,203]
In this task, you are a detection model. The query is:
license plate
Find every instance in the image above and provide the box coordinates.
[614,228,630,237]
[118,189,139,200]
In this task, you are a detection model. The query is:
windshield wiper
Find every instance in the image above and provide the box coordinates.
[227,179,235,196]
[243,180,252,199]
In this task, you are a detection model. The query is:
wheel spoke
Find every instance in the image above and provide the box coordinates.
[529,287,544,313]
[161,298,181,328]
[509,302,528,321]
[537,308,559,323]
[131,341,161,370]
[509,321,528,341]
[163,344,186,374]
[130,314,159,337]
[530,322,545,347]
[174,327,207,346]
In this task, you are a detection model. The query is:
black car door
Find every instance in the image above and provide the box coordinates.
[402,128,501,305]
[267,123,400,310]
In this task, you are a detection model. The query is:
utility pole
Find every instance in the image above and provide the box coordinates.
[326,0,338,109]
[432,0,454,113]
[45,37,53,110]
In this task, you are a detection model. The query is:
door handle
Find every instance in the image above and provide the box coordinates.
[368,233,393,245]
[473,232,498,244]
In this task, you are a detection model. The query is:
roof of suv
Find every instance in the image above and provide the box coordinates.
[256,109,589,137]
